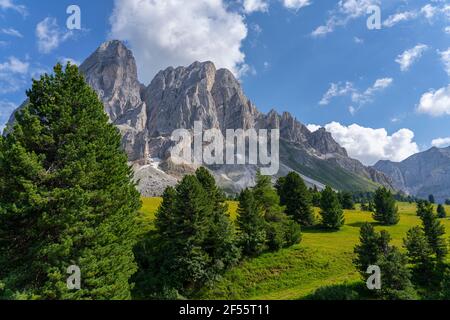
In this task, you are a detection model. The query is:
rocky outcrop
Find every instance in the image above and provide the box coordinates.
[7,40,394,195]
[374,147,450,203]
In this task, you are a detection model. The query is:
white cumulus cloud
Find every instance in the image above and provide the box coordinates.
[109,0,248,83]
[432,137,450,148]
[417,85,450,116]
[395,44,429,72]
[243,0,268,13]
[308,122,419,165]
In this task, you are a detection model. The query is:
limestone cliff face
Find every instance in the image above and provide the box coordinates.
[374,147,450,203]
[7,40,394,195]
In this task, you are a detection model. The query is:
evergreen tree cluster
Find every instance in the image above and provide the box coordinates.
[373,187,400,225]
[353,199,449,300]
[133,168,240,298]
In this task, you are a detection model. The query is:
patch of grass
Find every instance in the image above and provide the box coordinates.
[139,199,450,300]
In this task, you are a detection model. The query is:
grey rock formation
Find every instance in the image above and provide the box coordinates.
[374,147,450,203]
[7,40,394,195]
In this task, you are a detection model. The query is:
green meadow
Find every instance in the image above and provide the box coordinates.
[139,198,450,300]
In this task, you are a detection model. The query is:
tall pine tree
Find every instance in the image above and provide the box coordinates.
[0,64,141,299]
[236,189,267,257]
[319,186,345,230]
[276,172,315,226]
[373,187,400,225]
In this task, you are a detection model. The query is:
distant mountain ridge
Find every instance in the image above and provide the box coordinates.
[374,146,450,203]
[6,40,394,195]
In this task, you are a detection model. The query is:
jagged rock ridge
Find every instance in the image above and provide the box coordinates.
[9,40,394,195]
[374,147,450,203]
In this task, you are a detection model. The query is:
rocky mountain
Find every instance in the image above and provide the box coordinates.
[374,147,450,203]
[7,40,393,195]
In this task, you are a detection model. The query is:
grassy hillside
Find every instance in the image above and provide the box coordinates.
[280,140,380,192]
[140,198,450,300]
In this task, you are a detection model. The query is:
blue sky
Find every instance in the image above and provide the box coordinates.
[0,0,449,165]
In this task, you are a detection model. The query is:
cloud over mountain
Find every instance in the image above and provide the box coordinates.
[109,0,248,83]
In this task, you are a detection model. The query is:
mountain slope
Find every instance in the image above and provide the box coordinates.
[7,40,393,195]
[374,146,450,202]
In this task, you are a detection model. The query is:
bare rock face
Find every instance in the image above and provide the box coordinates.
[7,40,394,195]
[80,40,148,162]
[374,147,450,203]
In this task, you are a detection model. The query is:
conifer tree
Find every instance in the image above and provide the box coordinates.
[418,201,448,261]
[403,226,434,286]
[428,194,435,204]
[437,204,446,219]
[375,247,417,300]
[195,168,240,272]
[0,64,141,299]
[353,223,390,278]
[253,172,301,251]
[439,268,450,299]
[319,186,345,230]
[236,189,267,257]
[338,191,355,210]
[373,187,400,225]
[276,172,315,226]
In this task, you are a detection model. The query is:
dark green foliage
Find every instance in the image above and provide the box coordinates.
[236,189,267,257]
[375,247,418,300]
[373,187,400,225]
[311,186,322,207]
[428,194,435,204]
[338,191,355,210]
[354,224,416,300]
[439,268,450,299]
[360,201,369,211]
[0,64,141,299]
[276,172,315,226]
[319,186,345,230]
[353,223,390,278]
[195,168,241,276]
[254,172,302,251]
[445,199,450,206]
[133,171,240,298]
[367,200,375,213]
[437,204,446,219]
[417,201,448,261]
[403,226,434,286]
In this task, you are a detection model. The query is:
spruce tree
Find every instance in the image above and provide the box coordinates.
[353,223,390,278]
[403,226,434,286]
[195,168,240,272]
[439,268,450,299]
[375,247,418,300]
[0,64,141,299]
[437,204,446,219]
[236,189,267,257]
[373,187,400,225]
[319,186,345,230]
[428,194,435,204]
[253,172,301,251]
[338,191,355,210]
[276,172,315,226]
[418,201,448,261]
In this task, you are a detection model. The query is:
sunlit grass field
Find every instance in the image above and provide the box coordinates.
[139,198,450,300]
